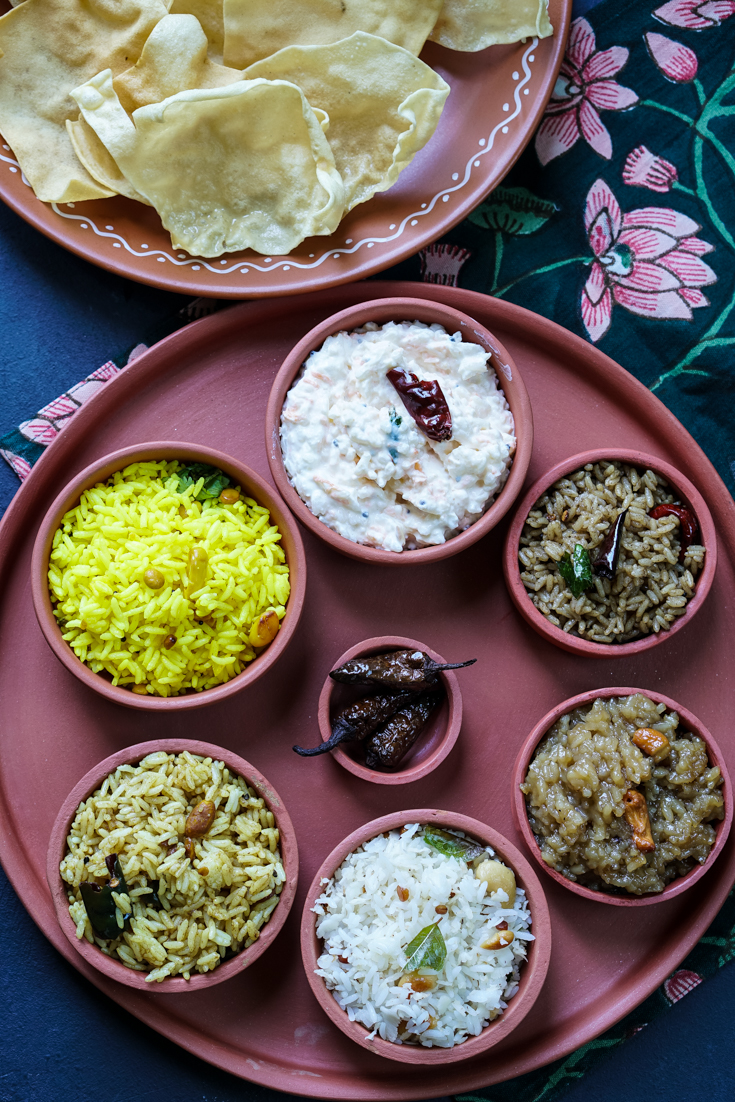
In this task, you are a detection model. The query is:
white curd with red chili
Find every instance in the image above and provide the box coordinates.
[279,321,515,552]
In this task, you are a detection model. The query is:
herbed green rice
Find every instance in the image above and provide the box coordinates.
[61,751,285,983]
[48,460,290,696]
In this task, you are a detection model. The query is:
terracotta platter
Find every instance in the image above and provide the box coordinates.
[0,0,570,297]
[1,282,734,1099]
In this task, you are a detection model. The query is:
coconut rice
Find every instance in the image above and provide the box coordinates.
[313,824,533,1048]
[519,461,705,643]
[48,460,290,695]
[61,751,285,982]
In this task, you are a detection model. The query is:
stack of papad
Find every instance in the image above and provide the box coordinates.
[0,0,553,255]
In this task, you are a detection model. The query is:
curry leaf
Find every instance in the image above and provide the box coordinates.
[404,923,447,973]
[423,828,485,862]
[467,186,558,236]
[559,543,594,598]
[176,462,231,501]
[80,855,130,940]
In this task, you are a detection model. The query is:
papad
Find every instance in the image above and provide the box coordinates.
[71,71,346,256]
[170,0,225,62]
[430,0,553,52]
[0,0,168,202]
[222,0,442,68]
[114,14,242,115]
[244,33,449,212]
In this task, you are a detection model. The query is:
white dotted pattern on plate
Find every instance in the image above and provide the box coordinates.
[2,41,538,278]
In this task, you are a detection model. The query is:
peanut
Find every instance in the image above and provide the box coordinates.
[396,886,409,902]
[187,546,208,596]
[481,929,515,951]
[475,858,516,909]
[249,609,280,648]
[185,799,216,838]
[435,905,448,915]
[143,567,165,590]
[632,727,670,760]
[397,972,437,992]
[623,789,655,853]
[219,488,240,504]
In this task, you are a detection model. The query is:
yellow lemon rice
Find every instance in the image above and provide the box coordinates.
[48,460,290,696]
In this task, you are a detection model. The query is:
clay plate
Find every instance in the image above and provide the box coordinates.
[30,441,307,710]
[300,809,551,1063]
[47,738,300,990]
[315,636,464,785]
[512,687,733,906]
[2,283,735,1099]
[502,449,717,657]
[0,0,571,296]
[266,297,533,564]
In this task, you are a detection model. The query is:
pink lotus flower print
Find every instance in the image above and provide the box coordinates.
[535,17,638,165]
[645,32,699,82]
[581,179,716,342]
[654,1,735,29]
[623,146,679,192]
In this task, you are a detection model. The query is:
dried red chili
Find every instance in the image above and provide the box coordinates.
[292,689,415,757]
[364,691,443,769]
[330,648,475,692]
[648,504,698,563]
[386,367,452,441]
[592,509,627,579]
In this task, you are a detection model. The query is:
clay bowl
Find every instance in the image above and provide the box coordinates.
[47,738,299,991]
[512,687,732,907]
[301,809,551,1063]
[313,636,464,785]
[265,296,533,565]
[31,441,306,710]
[502,448,716,658]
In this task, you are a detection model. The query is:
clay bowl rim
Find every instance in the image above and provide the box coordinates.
[46,738,300,991]
[502,447,717,657]
[300,808,552,1064]
[265,296,534,566]
[315,636,463,785]
[30,441,307,711]
[511,686,733,907]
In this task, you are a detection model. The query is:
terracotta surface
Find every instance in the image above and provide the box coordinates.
[1,283,735,1099]
[502,449,717,657]
[30,442,306,710]
[511,688,733,906]
[266,297,533,563]
[47,738,299,990]
[300,809,551,1063]
[0,1,571,297]
[315,636,464,785]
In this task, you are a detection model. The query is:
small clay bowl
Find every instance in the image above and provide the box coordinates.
[47,738,299,991]
[300,809,551,1064]
[31,441,306,710]
[512,687,732,907]
[315,636,463,785]
[265,297,533,565]
[502,448,716,657]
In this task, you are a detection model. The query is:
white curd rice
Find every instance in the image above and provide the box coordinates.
[279,320,516,552]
